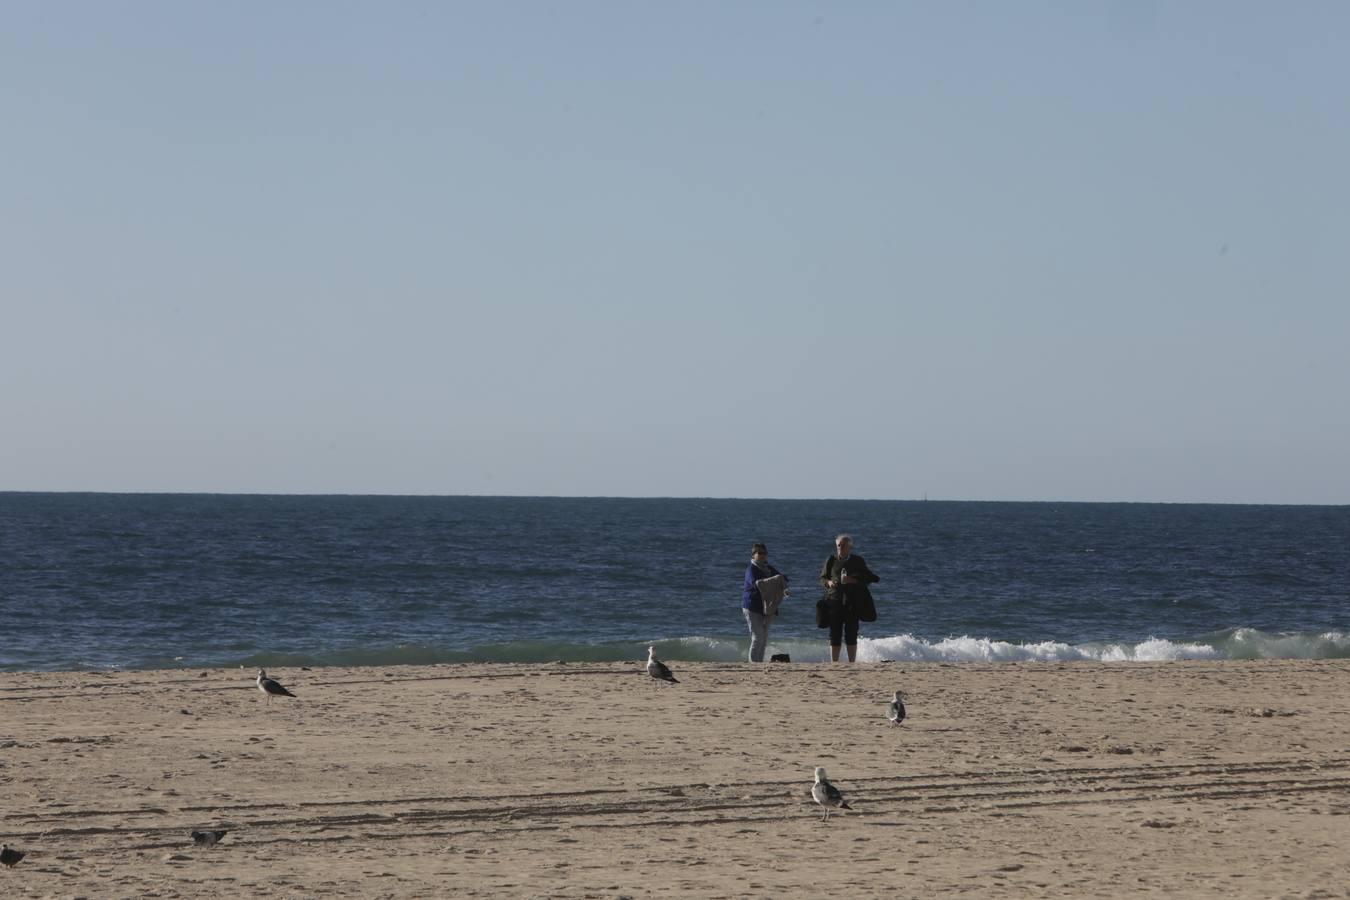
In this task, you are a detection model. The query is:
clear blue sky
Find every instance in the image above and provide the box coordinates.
[3,2,1347,502]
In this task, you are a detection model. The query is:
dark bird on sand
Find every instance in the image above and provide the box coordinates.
[645,646,679,684]
[256,669,296,704]
[811,767,851,821]
[191,829,227,847]
[887,690,907,726]
[1,844,24,867]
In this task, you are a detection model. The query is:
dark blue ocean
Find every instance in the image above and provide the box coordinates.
[1,493,1347,672]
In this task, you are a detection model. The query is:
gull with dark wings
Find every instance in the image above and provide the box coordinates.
[256,669,296,704]
[645,646,679,685]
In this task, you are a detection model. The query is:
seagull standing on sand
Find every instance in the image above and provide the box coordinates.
[191,829,228,847]
[0,844,24,867]
[811,766,851,821]
[646,646,679,685]
[256,669,296,704]
[887,690,907,726]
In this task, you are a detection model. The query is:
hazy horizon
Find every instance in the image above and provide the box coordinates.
[4,489,1346,507]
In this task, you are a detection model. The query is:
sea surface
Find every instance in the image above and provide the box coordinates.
[1,493,1347,672]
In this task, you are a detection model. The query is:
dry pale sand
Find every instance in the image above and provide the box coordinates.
[2,659,1350,898]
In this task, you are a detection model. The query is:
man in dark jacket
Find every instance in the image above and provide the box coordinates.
[818,534,880,663]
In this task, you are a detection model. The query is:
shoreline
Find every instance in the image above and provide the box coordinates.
[3,660,1349,897]
[5,653,1350,675]
[7,622,1350,674]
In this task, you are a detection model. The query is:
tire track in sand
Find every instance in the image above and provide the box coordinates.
[8,754,1350,853]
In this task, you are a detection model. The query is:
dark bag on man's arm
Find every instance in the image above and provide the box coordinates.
[815,555,837,628]
[855,586,877,623]
[847,556,881,623]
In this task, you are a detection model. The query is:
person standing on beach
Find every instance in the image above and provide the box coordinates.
[819,533,880,663]
[742,542,786,663]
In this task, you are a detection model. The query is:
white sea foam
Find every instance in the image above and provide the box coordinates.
[854,633,1224,663]
[1222,628,1350,660]
[1091,638,1223,662]
[208,628,1350,671]
[656,634,1229,664]
[645,628,1350,665]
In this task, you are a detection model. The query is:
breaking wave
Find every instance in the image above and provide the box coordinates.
[87,627,1350,671]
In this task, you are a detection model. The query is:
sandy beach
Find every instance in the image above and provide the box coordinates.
[2,659,1349,898]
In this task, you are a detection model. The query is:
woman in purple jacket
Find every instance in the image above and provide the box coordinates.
[742,542,786,663]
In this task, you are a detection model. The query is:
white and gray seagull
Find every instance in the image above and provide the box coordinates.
[256,669,296,704]
[645,646,679,685]
[811,766,852,821]
[887,690,907,726]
